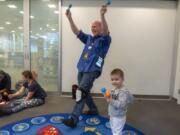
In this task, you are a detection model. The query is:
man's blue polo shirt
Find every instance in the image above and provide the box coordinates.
[77,31,111,73]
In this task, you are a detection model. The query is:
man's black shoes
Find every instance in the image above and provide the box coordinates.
[62,118,77,128]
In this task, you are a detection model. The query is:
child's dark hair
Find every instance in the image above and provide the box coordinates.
[111,68,124,79]
[22,70,33,79]
[0,70,5,80]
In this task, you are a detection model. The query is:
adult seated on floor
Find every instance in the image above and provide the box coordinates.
[0,70,47,115]
[14,70,38,97]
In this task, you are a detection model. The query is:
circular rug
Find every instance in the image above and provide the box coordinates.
[0,113,144,135]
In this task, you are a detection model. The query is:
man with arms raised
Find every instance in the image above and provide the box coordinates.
[63,5,111,128]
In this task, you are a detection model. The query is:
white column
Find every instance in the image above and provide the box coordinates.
[58,0,62,93]
[174,0,180,104]
[23,0,30,70]
[174,44,180,104]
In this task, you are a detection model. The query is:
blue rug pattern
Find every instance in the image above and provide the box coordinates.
[0,113,145,135]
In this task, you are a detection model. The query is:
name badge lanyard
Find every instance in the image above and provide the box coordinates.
[84,40,94,59]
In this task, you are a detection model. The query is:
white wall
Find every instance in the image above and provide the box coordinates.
[62,0,176,95]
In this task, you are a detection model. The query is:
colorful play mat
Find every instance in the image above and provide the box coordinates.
[0,113,145,135]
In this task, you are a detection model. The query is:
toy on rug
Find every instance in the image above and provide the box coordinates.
[81,127,102,135]
[101,88,111,97]
[36,125,62,135]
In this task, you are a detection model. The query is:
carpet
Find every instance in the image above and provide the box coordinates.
[0,113,145,135]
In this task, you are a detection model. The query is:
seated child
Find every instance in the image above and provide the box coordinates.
[0,70,11,101]
[0,70,11,92]
[104,68,134,135]
[1,70,47,114]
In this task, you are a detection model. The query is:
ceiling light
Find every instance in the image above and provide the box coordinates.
[30,16,35,19]
[51,28,56,31]
[19,11,24,14]
[40,35,47,39]
[42,0,50,2]
[36,33,40,36]
[8,5,17,9]
[0,27,4,30]
[40,27,43,30]
[5,21,11,25]
[48,4,56,9]
[54,10,59,14]
[46,24,49,27]
[31,35,38,39]
[0,0,6,2]
[18,26,23,30]
[50,40,54,44]
[11,30,15,33]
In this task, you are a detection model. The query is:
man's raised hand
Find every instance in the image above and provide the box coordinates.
[66,9,72,19]
[101,5,107,16]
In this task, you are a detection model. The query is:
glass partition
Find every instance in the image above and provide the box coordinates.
[0,0,24,88]
[30,0,59,91]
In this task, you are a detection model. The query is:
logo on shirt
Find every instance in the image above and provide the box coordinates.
[112,92,119,100]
